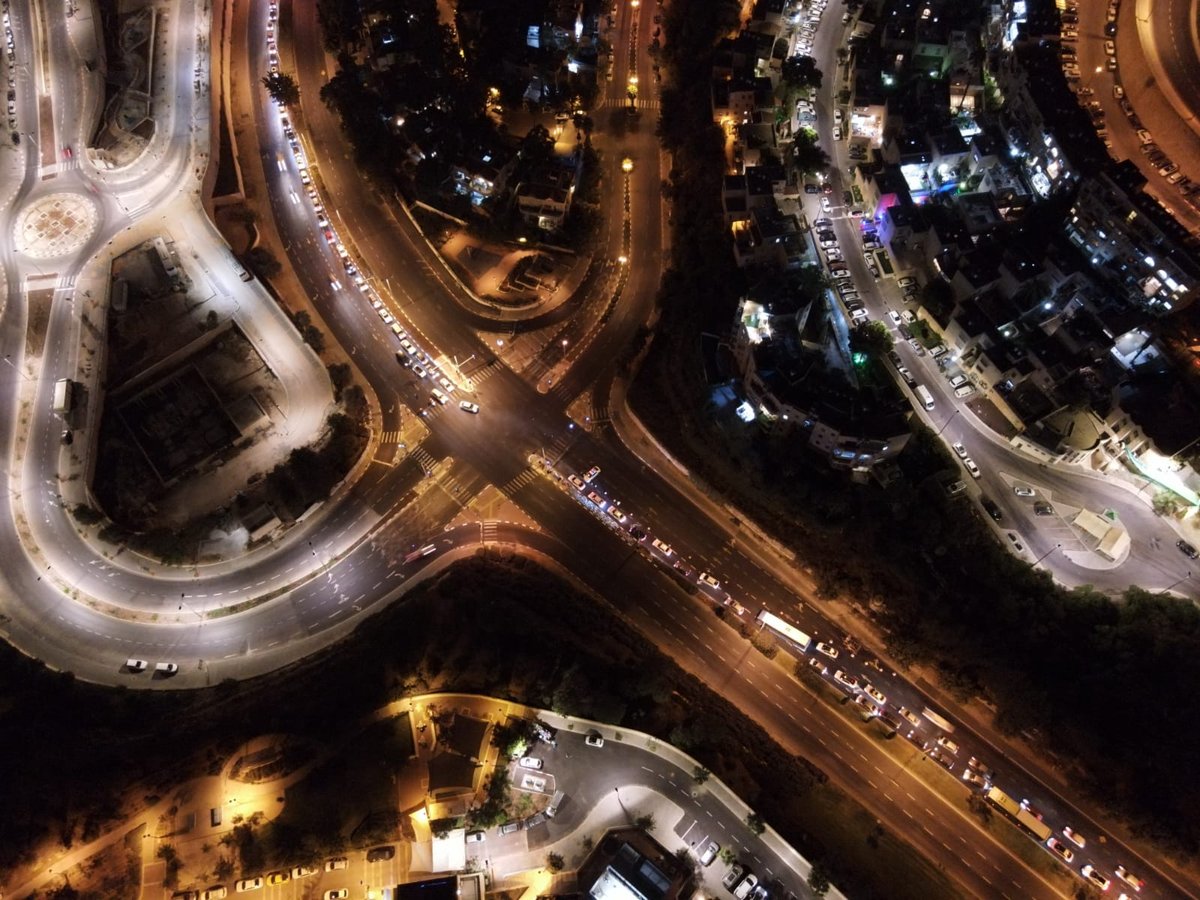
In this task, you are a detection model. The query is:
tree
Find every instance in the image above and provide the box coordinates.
[328,363,352,402]
[791,133,830,178]
[546,852,564,872]
[849,321,893,357]
[262,72,300,107]
[745,812,765,835]
[782,55,823,90]
[692,765,711,784]
[635,813,655,831]
[246,246,282,280]
[807,861,832,896]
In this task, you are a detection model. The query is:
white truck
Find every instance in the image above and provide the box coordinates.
[52,378,73,414]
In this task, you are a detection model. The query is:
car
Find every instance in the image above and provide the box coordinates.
[1013,485,1035,497]
[1033,501,1054,516]
[1113,84,1124,99]
[936,736,959,754]
[952,441,968,459]
[1159,163,1179,177]
[173,892,199,900]
[814,217,833,228]
[901,310,916,324]
[1114,865,1144,891]
[568,474,585,490]
[608,506,628,524]
[946,480,967,496]
[499,821,523,835]
[808,657,828,674]
[907,338,925,355]
[896,366,915,385]
[948,373,967,388]
[1177,538,1200,559]
[1137,129,1153,144]
[1007,532,1025,552]
[125,659,148,672]
[466,829,487,843]
[156,662,178,675]
[804,183,819,194]
[928,747,956,769]
[202,890,228,900]
[366,846,396,862]
[267,872,289,885]
[430,388,449,405]
[291,866,317,878]
[586,491,607,509]
[325,892,349,900]
[833,669,859,690]
[887,310,902,326]
[651,538,673,556]
[459,400,480,414]
[235,878,263,892]
[815,641,839,659]
[1168,170,1187,184]
[964,458,981,479]
[850,308,869,321]
[954,384,976,399]
[820,196,832,211]
[898,707,921,728]
[699,572,721,590]
[862,683,887,706]
[1046,837,1075,863]
[517,754,544,770]
[733,874,758,900]
[326,858,349,871]
[980,497,1003,521]
[583,465,601,483]
[699,840,720,866]
[962,768,987,788]
[723,864,745,890]
[853,693,878,715]
[585,731,605,747]
[1081,864,1111,890]
[411,363,427,379]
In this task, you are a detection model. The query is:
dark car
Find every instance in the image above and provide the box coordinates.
[1177,539,1199,560]
[980,497,1002,521]
[366,846,396,862]
[1033,501,1054,517]
[804,183,819,194]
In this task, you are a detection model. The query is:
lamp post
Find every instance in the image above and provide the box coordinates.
[1034,542,1061,566]
[1161,571,1191,595]
[935,408,961,436]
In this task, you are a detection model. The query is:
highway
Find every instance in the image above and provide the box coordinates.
[0,0,1194,896]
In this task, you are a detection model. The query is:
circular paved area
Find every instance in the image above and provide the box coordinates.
[12,193,99,259]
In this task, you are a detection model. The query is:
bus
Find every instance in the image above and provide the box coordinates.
[922,707,955,733]
[914,384,934,410]
[756,609,812,652]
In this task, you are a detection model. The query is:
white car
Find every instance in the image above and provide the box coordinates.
[518,756,543,769]
[1013,485,1035,497]
[733,874,758,900]
[459,401,480,414]
[1062,826,1085,848]
[699,840,720,866]
[430,388,449,405]
[936,736,959,754]
[325,891,349,900]
[585,731,605,748]
[815,642,839,659]
[156,662,178,675]
[202,890,228,900]
[862,683,887,706]
[651,538,673,556]
[963,458,981,479]
[1081,865,1111,891]
[125,659,148,672]
[887,310,902,326]
[235,878,263,893]
[833,669,859,690]
[1046,837,1074,863]
[699,572,721,590]
[291,866,318,878]
[466,830,486,843]
[1114,864,1144,891]
[325,858,349,871]
[850,308,869,321]
[608,506,629,524]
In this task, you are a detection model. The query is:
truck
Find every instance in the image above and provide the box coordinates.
[914,384,935,410]
[52,378,73,414]
[1016,807,1052,842]
[985,786,1021,817]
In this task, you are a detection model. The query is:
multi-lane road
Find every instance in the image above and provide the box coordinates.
[0,0,1198,896]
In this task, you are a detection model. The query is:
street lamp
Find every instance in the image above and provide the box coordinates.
[1034,542,1061,566]
[935,408,961,436]
[1161,571,1191,595]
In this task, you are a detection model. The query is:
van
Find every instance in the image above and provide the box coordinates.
[915,385,935,410]
[210,807,222,827]
[546,790,565,818]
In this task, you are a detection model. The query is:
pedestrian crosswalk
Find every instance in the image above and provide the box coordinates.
[596,97,661,111]
[500,468,538,496]
[409,447,439,474]
[380,430,404,444]
[481,521,500,542]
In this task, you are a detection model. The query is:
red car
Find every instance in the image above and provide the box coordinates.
[62,146,72,159]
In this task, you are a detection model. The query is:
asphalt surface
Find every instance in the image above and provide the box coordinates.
[0,0,1196,896]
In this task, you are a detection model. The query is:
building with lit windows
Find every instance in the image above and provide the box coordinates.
[1064,169,1197,315]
